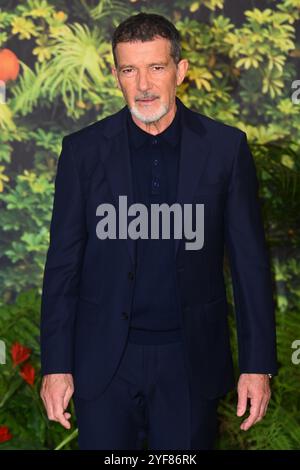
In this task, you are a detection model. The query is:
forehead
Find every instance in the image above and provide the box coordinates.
[115,37,172,67]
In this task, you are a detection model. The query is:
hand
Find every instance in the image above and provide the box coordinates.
[40,373,74,429]
[236,373,271,431]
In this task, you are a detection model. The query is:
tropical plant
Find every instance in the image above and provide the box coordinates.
[0,0,299,450]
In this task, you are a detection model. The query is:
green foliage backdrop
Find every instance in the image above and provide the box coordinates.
[0,0,299,450]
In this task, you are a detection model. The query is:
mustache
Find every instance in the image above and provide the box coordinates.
[136,96,159,100]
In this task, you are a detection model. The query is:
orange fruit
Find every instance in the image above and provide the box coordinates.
[0,48,20,82]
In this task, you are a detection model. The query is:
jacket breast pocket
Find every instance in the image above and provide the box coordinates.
[193,181,227,201]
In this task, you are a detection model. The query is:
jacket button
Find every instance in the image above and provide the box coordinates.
[128,271,134,280]
[121,312,129,320]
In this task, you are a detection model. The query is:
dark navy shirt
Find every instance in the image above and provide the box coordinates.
[126,104,183,343]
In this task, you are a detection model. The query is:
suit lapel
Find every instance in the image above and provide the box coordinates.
[174,103,212,259]
[103,119,136,266]
[101,96,211,266]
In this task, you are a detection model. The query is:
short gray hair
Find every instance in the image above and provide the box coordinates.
[112,12,182,68]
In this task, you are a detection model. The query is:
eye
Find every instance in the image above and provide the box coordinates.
[152,66,164,71]
[122,68,134,74]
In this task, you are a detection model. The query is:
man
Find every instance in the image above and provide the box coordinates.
[40,12,278,450]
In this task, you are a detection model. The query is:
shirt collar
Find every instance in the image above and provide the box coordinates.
[126,100,181,149]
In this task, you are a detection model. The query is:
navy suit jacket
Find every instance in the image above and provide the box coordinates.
[40,96,278,400]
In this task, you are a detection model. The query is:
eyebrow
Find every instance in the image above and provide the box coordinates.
[118,61,168,70]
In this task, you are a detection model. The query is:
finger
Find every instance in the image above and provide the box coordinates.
[241,400,261,430]
[62,411,72,427]
[40,389,48,411]
[265,389,271,411]
[262,396,270,417]
[240,398,261,431]
[237,387,248,417]
[52,393,71,429]
[40,385,55,421]
[53,404,71,429]
[41,390,55,421]
[257,395,270,422]
[63,387,73,411]
[45,397,55,421]
[257,388,271,419]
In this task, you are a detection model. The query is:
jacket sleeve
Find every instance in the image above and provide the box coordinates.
[40,136,87,376]
[224,131,278,375]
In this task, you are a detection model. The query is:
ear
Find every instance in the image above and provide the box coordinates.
[111,66,121,90]
[176,59,189,86]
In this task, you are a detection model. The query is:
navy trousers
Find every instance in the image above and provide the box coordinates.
[73,337,219,450]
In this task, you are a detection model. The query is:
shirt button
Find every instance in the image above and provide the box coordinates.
[153,159,159,166]
[128,271,134,280]
[152,138,158,145]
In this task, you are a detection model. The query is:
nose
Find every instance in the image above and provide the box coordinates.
[136,70,151,92]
